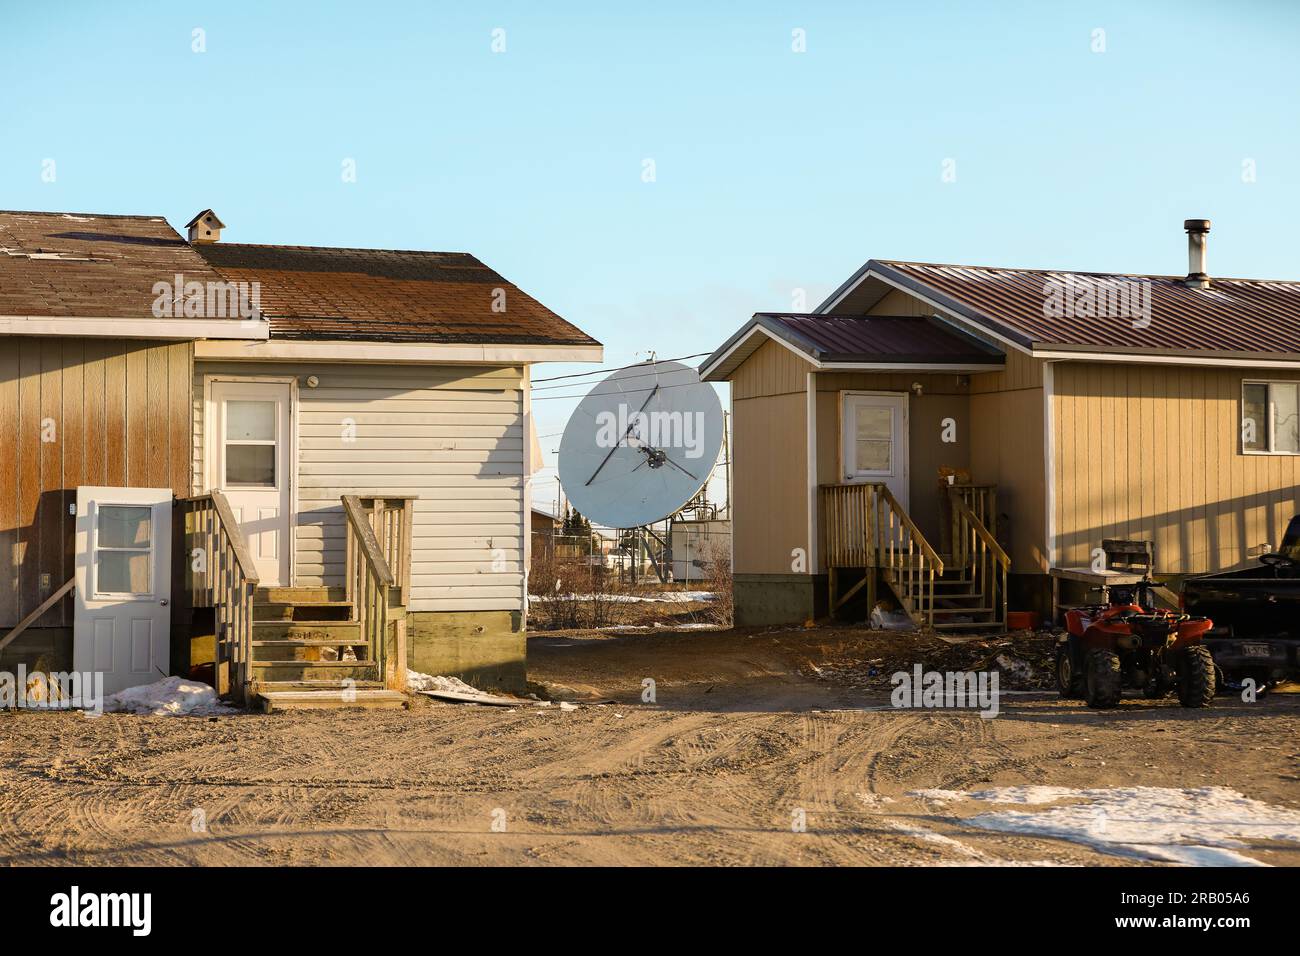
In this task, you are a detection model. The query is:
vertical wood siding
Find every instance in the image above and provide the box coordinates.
[0,338,193,628]
[1053,362,1300,573]
[193,362,525,613]
[730,340,811,574]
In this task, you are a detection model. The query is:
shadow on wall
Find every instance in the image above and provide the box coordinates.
[0,490,79,631]
[1056,489,1300,574]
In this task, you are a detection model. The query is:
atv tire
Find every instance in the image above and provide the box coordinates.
[1177,645,1216,708]
[1084,649,1123,709]
[1055,645,1086,700]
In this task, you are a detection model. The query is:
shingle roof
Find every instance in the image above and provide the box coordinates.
[0,209,227,318]
[191,242,599,347]
[859,259,1300,357]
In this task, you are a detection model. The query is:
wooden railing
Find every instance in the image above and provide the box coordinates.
[180,492,259,703]
[949,488,1009,628]
[949,483,997,564]
[342,495,396,683]
[821,483,944,627]
[877,484,944,627]
[348,496,416,607]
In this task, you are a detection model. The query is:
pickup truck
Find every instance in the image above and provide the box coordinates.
[1182,515,1300,690]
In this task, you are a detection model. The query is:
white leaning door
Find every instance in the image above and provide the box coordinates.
[74,487,172,695]
[841,392,909,510]
[209,380,293,587]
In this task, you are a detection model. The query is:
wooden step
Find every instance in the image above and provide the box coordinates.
[257,689,408,713]
[250,660,379,682]
[251,640,371,662]
[253,621,361,640]
[255,679,386,691]
[254,601,353,623]
[255,587,348,605]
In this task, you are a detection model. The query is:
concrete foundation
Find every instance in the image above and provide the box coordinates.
[733,573,826,626]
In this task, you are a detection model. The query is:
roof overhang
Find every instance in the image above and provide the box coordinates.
[194,339,603,365]
[0,315,269,340]
[700,313,1004,382]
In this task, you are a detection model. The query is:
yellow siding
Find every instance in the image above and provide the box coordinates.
[1053,362,1300,574]
[731,340,811,574]
[970,348,1044,392]
[731,338,809,400]
[970,387,1046,572]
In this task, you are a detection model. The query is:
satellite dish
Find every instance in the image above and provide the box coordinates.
[557,360,724,529]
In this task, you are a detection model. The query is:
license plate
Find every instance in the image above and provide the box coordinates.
[1241,643,1273,658]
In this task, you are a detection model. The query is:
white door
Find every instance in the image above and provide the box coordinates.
[74,487,172,696]
[841,392,909,510]
[209,381,293,587]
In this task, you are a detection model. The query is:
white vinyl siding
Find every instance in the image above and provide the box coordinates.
[194,362,525,612]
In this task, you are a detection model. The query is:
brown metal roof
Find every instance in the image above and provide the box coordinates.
[760,312,1003,364]
[0,209,226,318]
[192,242,599,347]
[863,260,1300,356]
[699,311,1004,380]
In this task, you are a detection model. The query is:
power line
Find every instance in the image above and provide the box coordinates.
[533,377,725,401]
[531,352,711,385]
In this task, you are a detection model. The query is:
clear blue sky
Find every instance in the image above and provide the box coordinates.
[3,1,1297,510]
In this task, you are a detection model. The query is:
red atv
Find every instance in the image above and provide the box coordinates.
[1055,580,1215,709]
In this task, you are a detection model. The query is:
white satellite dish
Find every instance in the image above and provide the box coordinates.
[557,360,724,529]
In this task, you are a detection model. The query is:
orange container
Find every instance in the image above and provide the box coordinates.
[1007,610,1040,631]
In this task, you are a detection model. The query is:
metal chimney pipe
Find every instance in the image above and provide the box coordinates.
[1184,219,1211,289]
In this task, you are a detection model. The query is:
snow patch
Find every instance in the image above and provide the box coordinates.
[102,677,233,717]
[925,786,1300,867]
[908,789,967,803]
[405,671,480,695]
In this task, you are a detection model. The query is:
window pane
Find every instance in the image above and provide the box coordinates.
[99,506,151,548]
[227,400,275,441]
[97,550,151,594]
[1243,384,1267,451]
[1273,383,1299,453]
[856,406,892,441]
[856,439,892,472]
[226,444,276,486]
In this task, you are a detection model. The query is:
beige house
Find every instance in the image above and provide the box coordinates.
[0,208,600,707]
[702,221,1300,629]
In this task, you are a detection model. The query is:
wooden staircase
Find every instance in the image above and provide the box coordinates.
[249,587,407,711]
[822,482,1009,632]
[178,493,415,712]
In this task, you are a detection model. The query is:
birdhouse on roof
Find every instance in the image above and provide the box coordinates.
[185,209,225,243]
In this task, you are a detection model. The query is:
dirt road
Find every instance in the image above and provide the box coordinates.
[2,626,1298,866]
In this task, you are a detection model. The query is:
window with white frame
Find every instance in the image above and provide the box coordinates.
[1242,381,1300,454]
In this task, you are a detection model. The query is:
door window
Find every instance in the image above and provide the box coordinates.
[225,399,278,486]
[854,405,894,472]
[844,397,898,478]
[95,505,153,595]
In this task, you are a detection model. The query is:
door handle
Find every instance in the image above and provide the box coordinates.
[160,599,169,607]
